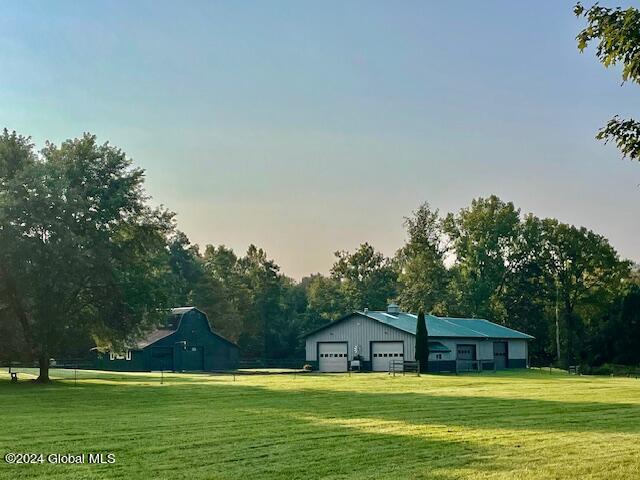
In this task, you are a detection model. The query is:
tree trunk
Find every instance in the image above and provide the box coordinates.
[564,305,574,369]
[35,354,50,383]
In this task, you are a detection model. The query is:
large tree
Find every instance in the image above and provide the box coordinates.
[539,219,629,367]
[304,274,348,326]
[0,131,175,382]
[168,231,207,305]
[612,284,640,364]
[499,215,554,364]
[331,243,398,311]
[199,244,250,342]
[237,245,285,361]
[397,203,449,315]
[443,196,521,321]
[575,3,640,162]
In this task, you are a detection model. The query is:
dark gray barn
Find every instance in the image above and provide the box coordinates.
[94,307,239,372]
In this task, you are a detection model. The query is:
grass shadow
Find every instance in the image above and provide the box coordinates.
[2,372,640,479]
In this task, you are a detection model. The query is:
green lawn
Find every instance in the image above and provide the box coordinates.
[1,369,639,479]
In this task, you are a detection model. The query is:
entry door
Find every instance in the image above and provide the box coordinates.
[318,343,348,372]
[372,342,404,372]
[493,342,508,369]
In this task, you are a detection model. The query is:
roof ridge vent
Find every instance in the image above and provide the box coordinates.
[387,303,400,315]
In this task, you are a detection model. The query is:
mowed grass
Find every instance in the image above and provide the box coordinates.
[1,369,639,479]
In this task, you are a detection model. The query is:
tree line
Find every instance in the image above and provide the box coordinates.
[1,131,638,382]
[170,197,640,369]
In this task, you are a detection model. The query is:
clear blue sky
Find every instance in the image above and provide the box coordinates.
[1,1,638,279]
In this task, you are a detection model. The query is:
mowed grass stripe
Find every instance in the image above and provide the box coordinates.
[1,370,639,479]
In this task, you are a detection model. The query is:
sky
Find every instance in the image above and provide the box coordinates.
[1,1,639,279]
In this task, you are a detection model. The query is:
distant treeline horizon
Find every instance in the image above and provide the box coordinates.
[1,131,638,384]
[168,195,640,369]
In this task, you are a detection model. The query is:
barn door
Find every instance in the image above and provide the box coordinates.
[151,347,174,371]
[182,346,204,371]
[493,342,508,369]
[456,344,477,370]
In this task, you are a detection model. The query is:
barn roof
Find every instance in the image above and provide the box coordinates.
[304,310,534,340]
[134,328,175,349]
[133,307,239,350]
[171,306,196,315]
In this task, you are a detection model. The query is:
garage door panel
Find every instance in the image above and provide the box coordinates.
[372,342,404,372]
[457,344,478,371]
[319,343,348,372]
[456,344,476,360]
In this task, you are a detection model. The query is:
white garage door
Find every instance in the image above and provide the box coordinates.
[318,343,348,372]
[372,342,404,372]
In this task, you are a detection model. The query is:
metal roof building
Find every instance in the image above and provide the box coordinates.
[304,304,533,372]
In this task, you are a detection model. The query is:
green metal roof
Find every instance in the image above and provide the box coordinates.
[304,310,533,340]
[428,341,451,352]
[359,311,534,339]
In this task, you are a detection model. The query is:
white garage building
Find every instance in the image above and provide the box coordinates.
[304,304,533,372]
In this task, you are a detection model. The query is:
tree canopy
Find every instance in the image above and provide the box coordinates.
[330,243,397,311]
[398,203,448,315]
[0,131,176,381]
[575,2,640,161]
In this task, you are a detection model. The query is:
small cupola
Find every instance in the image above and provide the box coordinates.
[387,303,400,315]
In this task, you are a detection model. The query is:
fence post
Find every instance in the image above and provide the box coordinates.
[417,360,420,377]
[160,370,163,385]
